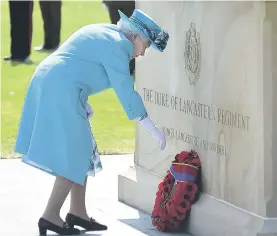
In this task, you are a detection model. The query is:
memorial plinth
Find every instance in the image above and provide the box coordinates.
[118,1,277,235]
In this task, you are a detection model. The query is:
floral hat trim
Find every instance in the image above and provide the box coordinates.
[130,16,169,52]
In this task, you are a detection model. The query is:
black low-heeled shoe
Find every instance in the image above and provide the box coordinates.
[38,217,81,235]
[65,213,108,231]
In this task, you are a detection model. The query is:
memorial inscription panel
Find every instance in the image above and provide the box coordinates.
[142,87,250,156]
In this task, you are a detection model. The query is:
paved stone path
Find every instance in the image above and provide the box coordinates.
[0,155,190,236]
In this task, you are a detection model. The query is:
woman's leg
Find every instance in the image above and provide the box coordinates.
[69,176,90,221]
[66,176,107,231]
[42,176,73,226]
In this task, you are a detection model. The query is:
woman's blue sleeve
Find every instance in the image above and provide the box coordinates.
[102,41,147,120]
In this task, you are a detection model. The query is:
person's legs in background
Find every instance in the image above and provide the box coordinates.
[103,1,135,24]
[49,0,62,49]
[4,0,33,63]
[35,0,62,51]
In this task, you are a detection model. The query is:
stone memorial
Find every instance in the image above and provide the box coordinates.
[118,1,277,235]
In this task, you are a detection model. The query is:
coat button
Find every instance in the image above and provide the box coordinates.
[127,105,132,112]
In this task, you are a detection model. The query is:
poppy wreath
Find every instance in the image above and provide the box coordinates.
[151,150,201,232]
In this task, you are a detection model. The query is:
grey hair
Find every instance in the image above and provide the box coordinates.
[117,19,147,41]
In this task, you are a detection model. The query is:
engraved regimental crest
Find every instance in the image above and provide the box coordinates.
[184,22,201,86]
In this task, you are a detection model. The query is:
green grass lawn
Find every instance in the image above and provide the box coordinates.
[1,1,136,158]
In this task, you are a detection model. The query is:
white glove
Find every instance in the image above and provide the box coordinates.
[140,116,166,150]
[85,102,93,119]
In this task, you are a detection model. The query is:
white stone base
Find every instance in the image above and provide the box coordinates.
[118,166,277,236]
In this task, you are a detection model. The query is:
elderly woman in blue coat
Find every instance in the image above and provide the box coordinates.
[14,9,169,235]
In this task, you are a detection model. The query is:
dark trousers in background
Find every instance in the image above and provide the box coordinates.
[104,1,135,24]
[39,0,62,49]
[9,0,33,59]
[104,1,136,76]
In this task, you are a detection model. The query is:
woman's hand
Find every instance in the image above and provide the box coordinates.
[151,127,166,150]
[139,116,166,150]
[85,102,93,119]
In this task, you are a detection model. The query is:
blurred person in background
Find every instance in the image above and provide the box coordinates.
[103,1,135,24]
[4,0,33,63]
[34,0,62,52]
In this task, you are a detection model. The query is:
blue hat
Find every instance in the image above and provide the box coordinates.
[118,9,169,52]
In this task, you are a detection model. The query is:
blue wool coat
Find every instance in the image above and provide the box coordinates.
[14,24,147,185]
